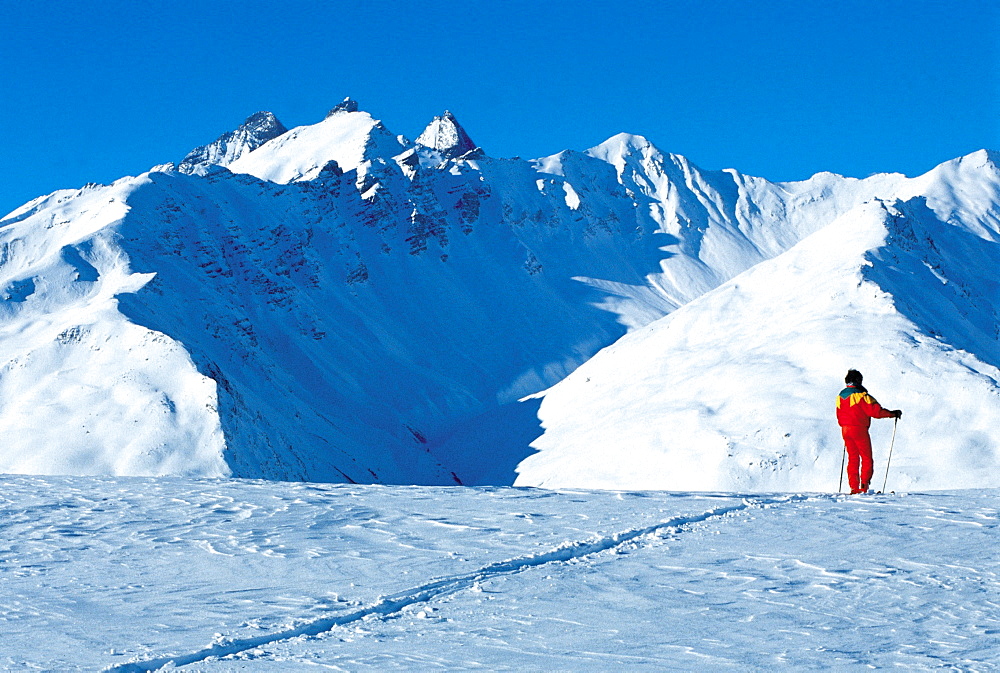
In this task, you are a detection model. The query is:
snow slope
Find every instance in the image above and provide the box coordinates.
[1,475,997,670]
[226,103,408,185]
[2,100,999,488]
[0,180,227,477]
[517,194,1000,492]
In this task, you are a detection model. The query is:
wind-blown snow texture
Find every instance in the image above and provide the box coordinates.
[2,100,1000,490]
[1,476,997,670]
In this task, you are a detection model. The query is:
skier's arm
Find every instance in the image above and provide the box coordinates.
[862,394,897,419]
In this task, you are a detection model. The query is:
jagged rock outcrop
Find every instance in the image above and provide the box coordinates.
[178,112,288,175]
[327,97,360,116]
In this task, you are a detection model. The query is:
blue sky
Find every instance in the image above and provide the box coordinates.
[2,0,997,216]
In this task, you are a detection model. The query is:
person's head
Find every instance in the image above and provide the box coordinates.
[845,369,863,386]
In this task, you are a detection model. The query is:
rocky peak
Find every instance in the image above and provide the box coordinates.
[239,111,288,137]
[179,111,288,175]
[415,111,478,158]
[326,97,360,117]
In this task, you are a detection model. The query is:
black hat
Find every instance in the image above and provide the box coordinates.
[845,369,863,386]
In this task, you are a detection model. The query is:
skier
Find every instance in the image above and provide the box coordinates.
[836,369,902,494]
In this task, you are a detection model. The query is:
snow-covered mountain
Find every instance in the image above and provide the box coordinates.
[2,100,999,489]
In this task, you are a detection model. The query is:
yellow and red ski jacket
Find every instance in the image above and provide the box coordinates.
[836,384,894,428]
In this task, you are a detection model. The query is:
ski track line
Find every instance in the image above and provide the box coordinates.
[104,493,812,672]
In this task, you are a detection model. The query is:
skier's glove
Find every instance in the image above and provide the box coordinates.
[892,410,902,419]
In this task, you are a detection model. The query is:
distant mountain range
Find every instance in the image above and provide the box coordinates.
[2,99,999,490]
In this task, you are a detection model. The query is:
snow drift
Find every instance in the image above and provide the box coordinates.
[1,100,999,489]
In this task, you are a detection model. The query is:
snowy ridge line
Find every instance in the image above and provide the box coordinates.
[104,493,810,671]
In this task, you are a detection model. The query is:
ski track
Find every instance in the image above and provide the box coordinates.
[105,493,810,671]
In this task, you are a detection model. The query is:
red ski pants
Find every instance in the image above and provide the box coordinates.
[841,425,873,493]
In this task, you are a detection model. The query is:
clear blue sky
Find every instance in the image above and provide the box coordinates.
[2,0,997,216]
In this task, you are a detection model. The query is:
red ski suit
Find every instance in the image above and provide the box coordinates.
[836,384,895,493]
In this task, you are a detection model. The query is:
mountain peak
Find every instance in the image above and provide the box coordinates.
[226,107,407,184]
[178,111,288,175]
[415,110,477,158]
[326,97,360,117]
[585,133,660,162]
[240,111,287,134]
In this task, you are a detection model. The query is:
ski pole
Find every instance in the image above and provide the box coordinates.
[881,417,898,493]
[838,446,846,494]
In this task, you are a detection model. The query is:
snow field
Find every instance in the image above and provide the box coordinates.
[0,476,997,670]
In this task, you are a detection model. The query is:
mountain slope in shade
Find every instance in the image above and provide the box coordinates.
[515,194,1000,492]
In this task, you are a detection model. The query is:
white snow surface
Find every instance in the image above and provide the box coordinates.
[2,475,997,670]
[2,100,1000,490]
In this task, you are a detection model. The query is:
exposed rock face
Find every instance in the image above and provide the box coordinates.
[327,97,360,116]
[178,112,289,175]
